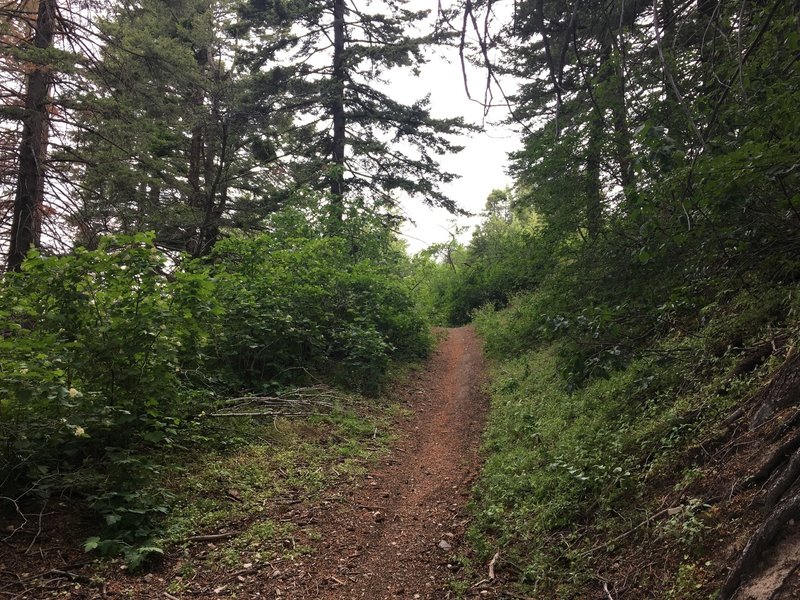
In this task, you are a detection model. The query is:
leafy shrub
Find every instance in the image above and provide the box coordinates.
[0,222,429,564]
[209,234,428,392]
[0,234,217,478]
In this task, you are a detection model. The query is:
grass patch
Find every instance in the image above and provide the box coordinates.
[71,389,402,579]
[162,399,394,549]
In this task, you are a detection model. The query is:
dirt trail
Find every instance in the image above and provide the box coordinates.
[281,326,489,599]
[0,327,488,600]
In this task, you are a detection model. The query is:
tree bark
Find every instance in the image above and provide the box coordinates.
[187,46,208,213]
[7,0,58,271]
[605,35,637,204]
[329,0,346,226]
[586,107,604,239]
[610,71,637,204]
[186,43,225,257]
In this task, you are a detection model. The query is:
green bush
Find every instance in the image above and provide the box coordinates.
[0,234,217,477]
[0,229,427,482]
[209,234,429,392]
[0,222,429,564]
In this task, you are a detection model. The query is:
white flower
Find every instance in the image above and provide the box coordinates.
[73,426,87,437]
[67,387,81,398]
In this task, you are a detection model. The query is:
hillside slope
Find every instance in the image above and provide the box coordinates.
[463,296,800,599]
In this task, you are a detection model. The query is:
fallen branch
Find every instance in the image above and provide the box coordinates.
[24,500,46,554]
[488,551,499,580]
[45,570,94,585]
[721,406,746,428]
[211,385,343,418]
[470,577,490,589]
[603,581,615,600]
[186,532,239,543]
[225,563,266,581]
[580,508,671,556]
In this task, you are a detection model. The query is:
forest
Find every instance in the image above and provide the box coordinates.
[1,0,799,597]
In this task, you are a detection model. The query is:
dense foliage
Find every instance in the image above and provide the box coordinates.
[410,0,800,594]
[2,0,800,590]
[0,0,452,565]
[0,211,428,564]
[0,0,465,263]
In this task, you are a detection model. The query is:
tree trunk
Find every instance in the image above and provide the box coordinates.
[7,0,57,271]
[187,46,208,212]
[329,0,346,226]
[610,69,637,204]
[187,45,215,256]
[606,34,637,205]
[191,61,227,258]
[586,107,604,239]
[194,111,228,258]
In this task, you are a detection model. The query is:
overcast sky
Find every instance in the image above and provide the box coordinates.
[385,1,521,254]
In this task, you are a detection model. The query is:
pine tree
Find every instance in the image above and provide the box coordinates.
[2,0,59,270]
[71,0,289,255]
[239,0,468,229]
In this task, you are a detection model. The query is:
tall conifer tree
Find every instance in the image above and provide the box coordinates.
[2,0,59,270]
[71,0,289,254]
[239,0,468,227]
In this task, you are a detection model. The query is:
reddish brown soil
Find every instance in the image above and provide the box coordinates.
[285,325,489,599]
[1,326,490,599]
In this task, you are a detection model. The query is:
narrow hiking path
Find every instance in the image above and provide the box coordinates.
[0,326,489,600]
[269,325,489,599]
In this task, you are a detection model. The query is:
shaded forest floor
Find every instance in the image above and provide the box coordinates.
[8,324,800,599]
[1,327,492,599]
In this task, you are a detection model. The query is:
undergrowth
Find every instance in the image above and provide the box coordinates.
[466,284,799,597]
[0,214,429,567]
[75,394,397,576]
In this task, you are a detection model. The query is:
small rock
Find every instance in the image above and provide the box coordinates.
[438,540,452,551]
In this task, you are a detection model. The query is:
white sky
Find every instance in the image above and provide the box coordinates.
[386,1,521,254]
